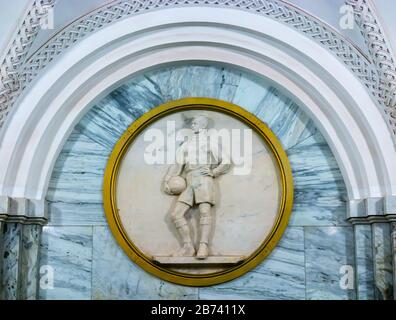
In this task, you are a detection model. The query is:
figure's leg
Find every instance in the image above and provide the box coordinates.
[196,202,212,259]
[170,202,195,256]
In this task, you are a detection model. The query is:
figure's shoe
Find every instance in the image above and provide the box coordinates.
[196,243,209,259]
[172,243,196,257]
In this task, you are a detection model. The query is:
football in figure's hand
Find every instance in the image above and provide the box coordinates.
[166,176,187,195]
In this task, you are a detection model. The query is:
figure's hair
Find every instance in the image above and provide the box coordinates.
[192,115,209,129]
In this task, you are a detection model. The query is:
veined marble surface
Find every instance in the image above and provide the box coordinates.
[39,226,92,300]
[305,227,356,300]
[41,64,355,300]
[199,227,305,300]
[92,226,198,300]
[392,223,396,299]
[19,225,41,300]
[391,222,396,299]
[0,221,3,296]
[372,223,394,300]
[1,223,22,300]
[0,223,42,300]
[354,224,375,300]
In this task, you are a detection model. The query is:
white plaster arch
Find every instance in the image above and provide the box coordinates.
[0,7,394,208]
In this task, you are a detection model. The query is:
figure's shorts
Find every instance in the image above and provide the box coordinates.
[177,174,215,207]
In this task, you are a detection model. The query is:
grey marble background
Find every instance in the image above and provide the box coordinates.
[1,223,41,300]
[39,64,364,300]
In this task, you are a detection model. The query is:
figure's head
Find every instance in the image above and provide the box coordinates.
[191,115,209,133]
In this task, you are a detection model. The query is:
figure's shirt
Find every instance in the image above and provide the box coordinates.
[176,132,230,174]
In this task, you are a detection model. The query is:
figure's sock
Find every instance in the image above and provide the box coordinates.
[199,217,212,245]
[196,217,211,259]
[174,218,193,246]
[172,220,196,257]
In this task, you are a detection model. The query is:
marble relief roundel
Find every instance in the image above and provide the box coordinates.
[103,98,293,286]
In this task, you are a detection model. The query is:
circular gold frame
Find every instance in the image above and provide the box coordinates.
[103,98,294,286]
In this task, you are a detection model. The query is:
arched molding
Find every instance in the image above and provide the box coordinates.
[0,7,394,220]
